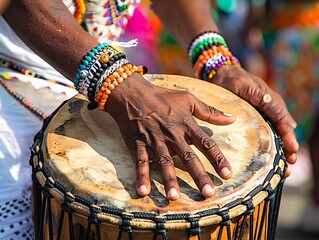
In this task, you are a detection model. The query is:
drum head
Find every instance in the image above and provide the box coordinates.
[42,74,276,214]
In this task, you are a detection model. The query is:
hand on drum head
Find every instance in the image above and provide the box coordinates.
[105,73,236,201]
[212,65,299,177]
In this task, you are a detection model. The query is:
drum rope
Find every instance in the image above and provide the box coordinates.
[30,119,287,240]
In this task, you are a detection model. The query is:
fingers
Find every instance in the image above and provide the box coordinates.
[280,130,299,160]
[248,77,299,157]
[191,96,236,125]
[187,124,233,180]
[153,139,180,201]
[171,138,215,198]
[261,95,299,161]
[284,167,291,178]
[134,139,151,197]
[284,151,297,165]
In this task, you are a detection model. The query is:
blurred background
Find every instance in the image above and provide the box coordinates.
[120,0,319,239]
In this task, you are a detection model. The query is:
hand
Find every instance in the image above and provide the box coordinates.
[105,73,236,200]
[212,65,299,177]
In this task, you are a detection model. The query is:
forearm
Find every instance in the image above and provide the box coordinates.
[151,0,219,50]
[0,0,10,14]
[3,0,99,80]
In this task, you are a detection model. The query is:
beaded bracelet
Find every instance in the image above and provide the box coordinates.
[188,31,228,65]
[73,42,121,88]
[94,58,130,96]
[202,53,240,81]
[188,31,240,81]
[193,45,233,78]
[77,53,127,100]
[74,42,147,111]
[94,63,145,111]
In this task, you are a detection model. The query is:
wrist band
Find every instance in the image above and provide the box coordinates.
[77,53,127,100]
[202,54,240,81]
[73,42,147,111]
[188,31,240,81]
[74,42,121,88]
[188,31,228,65]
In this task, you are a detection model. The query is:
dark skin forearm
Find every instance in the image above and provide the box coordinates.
[151,0,219,50]
[0,0,10,14]
[3,0,99,80]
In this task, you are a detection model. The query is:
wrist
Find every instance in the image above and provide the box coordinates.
[104,73,154,118]
[188,31,240,82]
[73,42,147,111]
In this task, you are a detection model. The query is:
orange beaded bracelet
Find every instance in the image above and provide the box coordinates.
[94,63,145,111]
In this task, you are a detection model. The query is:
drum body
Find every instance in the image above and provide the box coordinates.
[30,74,286,240]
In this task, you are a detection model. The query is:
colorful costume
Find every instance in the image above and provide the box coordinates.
[265,2,319,144]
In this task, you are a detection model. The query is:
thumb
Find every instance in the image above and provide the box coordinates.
[192,97,236,125]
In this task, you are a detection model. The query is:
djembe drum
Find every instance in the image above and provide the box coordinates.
[30,74,286,240]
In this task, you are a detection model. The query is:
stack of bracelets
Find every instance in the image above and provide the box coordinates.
[188,31,241,81]
[74,42,147,111]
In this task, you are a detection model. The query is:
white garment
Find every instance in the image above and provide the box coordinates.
[0,16,77,239]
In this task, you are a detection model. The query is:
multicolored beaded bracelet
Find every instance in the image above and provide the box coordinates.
[74,42,147,111]
[188,32,228,65]
[188,31,240,81]
[77,52,127,101]
[94,58,130,95]
[193,45,234,78]
[73,42,114,88]
[202,53,240,81]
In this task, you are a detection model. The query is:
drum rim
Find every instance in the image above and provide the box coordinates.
[30,98,287,231]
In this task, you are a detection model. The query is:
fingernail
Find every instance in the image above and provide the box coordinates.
[220,167,232,179]
[223,113,234,117]
[167,188,179,200]
[138,185,148,195]
[202,184,215,197]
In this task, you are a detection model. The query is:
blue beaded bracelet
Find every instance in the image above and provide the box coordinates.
[73,42,109,88]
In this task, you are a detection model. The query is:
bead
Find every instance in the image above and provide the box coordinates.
[80,70,88,78]
[113,80,119,87]
[108,83,115,90]
[24,70,36,77]
[0,59,9,68]
[100,54,110,63]
[85,56,93,62]
[117,77,123,83]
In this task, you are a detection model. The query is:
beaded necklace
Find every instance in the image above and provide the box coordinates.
[0,58,75,89]
[0,76,48,120]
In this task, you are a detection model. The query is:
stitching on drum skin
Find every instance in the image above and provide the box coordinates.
[30,121,287,234]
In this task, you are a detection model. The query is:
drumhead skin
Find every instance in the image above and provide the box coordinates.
[41,74,277,214]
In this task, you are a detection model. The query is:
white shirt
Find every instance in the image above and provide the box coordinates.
[0,17,76,239]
